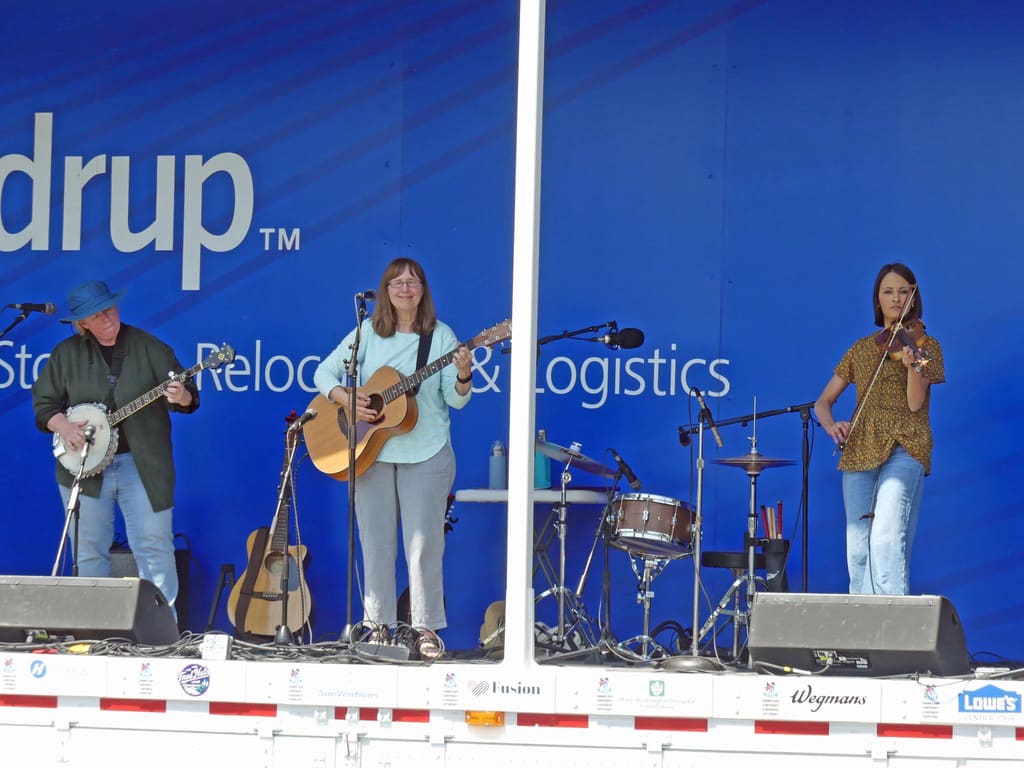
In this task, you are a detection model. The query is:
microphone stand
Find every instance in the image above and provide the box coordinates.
[679,401,815,592]
[340,295,371,643]
[0,310,31,340]
[51,428,95,577]
[273,424,303,645]
[501,321,618,355]
[575,469,621,650]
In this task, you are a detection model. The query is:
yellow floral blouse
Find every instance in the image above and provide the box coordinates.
[834,331,945,475]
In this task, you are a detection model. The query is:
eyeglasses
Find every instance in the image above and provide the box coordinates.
[388,279,423,290]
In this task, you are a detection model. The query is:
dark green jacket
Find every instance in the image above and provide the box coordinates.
[31,324,199,511]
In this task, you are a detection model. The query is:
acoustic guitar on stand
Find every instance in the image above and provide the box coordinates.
[303,319,512,481]
[227,414,313,638]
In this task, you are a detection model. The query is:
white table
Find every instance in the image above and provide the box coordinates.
[454,488,609,506]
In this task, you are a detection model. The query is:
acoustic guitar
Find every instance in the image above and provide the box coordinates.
[52,343,235,477]
[303,319,511,481]
[227,419,313,637]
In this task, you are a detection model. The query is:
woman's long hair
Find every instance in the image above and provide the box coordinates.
[371,257,438,337]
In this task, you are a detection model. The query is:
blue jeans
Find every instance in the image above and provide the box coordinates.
[59,453,178,614]
[354,443,456,630]
[842,446,924,595]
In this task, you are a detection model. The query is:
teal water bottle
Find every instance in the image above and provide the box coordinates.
[489,440,507,489]
[534,429,551,489]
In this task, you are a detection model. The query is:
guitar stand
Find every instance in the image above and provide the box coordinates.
[51,427,95,577]
[206,565,236,632]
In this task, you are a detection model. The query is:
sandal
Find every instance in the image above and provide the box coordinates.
[415,630,443,660]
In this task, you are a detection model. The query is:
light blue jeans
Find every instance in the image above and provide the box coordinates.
[354,443,455,630]
[842,446,924,595]
[59,453,178,614]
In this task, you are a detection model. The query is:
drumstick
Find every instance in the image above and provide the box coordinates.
[760,505,769,539]
[777,500,783,539]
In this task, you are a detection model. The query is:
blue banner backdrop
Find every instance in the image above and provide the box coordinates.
[1,0,1021,657]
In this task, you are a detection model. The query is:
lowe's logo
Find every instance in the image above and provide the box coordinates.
[958,685,1021,713]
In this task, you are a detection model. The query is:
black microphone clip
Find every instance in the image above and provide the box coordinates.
[610,448,642,491]
[691,387,724,448]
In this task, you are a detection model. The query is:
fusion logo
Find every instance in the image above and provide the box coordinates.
[958,685,1021,714]
[29,660,46,678]
[469,680,542,697]
[0,113,298,291]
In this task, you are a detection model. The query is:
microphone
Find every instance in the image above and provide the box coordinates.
[691,387,724,448]
[610,448,641,491]
[289,408,318,430]
[7,302,56,314]
[597,327,644,350]
[83,425,96,442]
[355,289,376,301]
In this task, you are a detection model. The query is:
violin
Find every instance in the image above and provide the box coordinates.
[875,318,930,373]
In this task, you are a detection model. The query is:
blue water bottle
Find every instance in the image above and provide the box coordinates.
[489,440,507,489]
[534,429,551,489]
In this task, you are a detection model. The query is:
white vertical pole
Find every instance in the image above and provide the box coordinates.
[503,0,545,670]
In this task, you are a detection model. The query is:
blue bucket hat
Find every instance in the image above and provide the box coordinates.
[61,280,126,324]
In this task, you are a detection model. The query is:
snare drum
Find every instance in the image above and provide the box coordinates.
[610,493,693,559]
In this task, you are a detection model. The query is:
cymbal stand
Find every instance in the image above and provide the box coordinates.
[617,555,670,659]
[534,451,596,648]
[689,419,708,657]
[696,463,763,661]
[51,426,95,577]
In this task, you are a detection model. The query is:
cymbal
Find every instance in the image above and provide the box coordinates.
[536,438,615,478]
[714,451,795,473]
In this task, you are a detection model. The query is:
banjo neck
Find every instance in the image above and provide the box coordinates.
[105,358,207,427]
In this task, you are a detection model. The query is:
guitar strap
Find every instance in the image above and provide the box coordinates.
[233,525,272,630]
[410,330,433,396]
[103,341,125,410]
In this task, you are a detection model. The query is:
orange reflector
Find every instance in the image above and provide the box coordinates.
[755,720,829,736]
[877,723,952,739]
[465,710,505,726]
[517,712,588,728]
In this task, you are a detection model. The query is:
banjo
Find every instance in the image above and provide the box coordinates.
[52,343,235,477]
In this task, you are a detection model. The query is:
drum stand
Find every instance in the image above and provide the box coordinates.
[617,555,671,659]
[696,465,763,661]
[534,457,596,649]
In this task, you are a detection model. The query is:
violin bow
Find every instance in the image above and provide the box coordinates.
[833,284,919,457]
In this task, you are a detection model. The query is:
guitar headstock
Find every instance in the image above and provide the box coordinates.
[203,343,236,370]
[467,319,512,351]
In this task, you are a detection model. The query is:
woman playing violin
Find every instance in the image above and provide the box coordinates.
[814,263,945,595]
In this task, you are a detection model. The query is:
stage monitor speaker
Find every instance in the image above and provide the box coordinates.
[0,576,179,645]
[748,593,969,677]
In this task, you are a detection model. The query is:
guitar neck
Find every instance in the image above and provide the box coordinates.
[107,359,205,426]
[380,344,470,405]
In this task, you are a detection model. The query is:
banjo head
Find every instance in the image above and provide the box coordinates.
[53,403,119,478]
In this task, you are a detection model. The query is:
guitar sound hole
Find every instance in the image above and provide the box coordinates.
[368,394,386,423]
[263,552,299,582]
